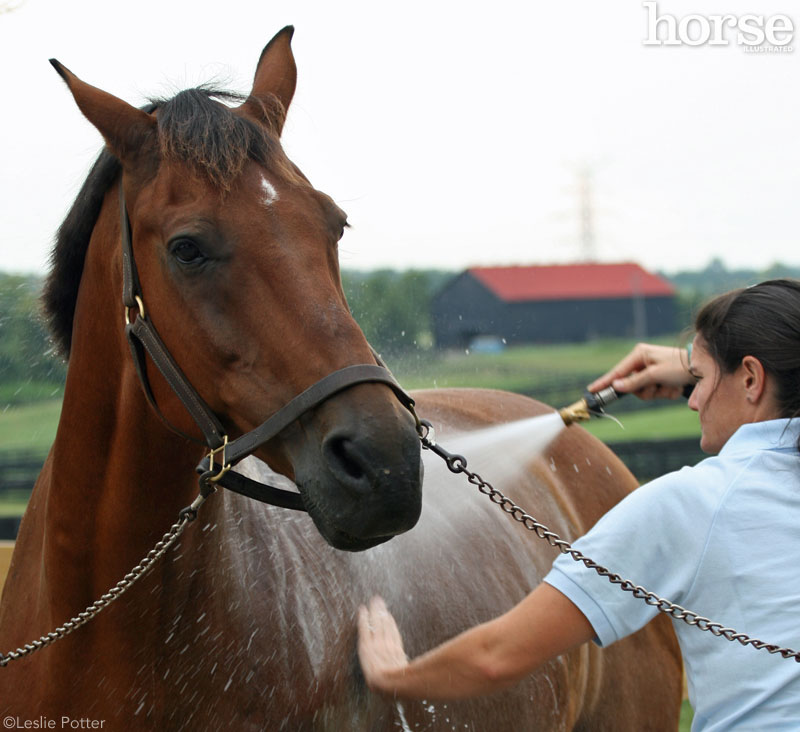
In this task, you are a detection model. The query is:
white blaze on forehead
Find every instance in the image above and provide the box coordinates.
[260,175,279,206]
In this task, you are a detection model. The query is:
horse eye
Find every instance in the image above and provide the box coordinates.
[170,238,205,266]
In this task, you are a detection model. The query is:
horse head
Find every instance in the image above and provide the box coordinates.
[47,27,423,551]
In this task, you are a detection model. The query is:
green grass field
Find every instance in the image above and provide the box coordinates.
[0,500,29,517]
[392,336,687,391]
[0,380,64,407]
[0,399,61,452]
[585,403,700,443]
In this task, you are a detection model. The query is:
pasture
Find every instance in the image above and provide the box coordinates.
[0,398,61,452]
[392,336,688,390]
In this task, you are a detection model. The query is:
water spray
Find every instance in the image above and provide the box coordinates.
[558,386,624,426]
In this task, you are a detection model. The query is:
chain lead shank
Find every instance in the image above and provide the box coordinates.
[419,421,800,663]
[0,492,210,667]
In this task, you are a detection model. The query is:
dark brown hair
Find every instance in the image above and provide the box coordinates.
[695,279,800,428]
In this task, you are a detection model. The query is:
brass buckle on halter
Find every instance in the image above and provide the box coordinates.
[204,435,232,484]
[124,295,146,325]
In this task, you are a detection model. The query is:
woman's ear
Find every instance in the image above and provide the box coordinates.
[741,355,767,404]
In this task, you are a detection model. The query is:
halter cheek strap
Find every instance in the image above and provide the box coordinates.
[121,188,228,449]
[119,185,420,511]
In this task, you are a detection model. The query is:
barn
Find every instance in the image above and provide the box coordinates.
[431,262,676,348]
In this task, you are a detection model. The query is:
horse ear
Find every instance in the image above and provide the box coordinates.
[242,26,297,134]
[50,59,157,168]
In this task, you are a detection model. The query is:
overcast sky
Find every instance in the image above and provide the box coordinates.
[1,0,797,276]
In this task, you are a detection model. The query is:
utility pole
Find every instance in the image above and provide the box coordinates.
[577,166,597,262]
[0,1,25,14]
[631,270,648,340]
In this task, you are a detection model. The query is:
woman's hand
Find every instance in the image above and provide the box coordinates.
[356,585,596,701]
[588,343,693,400]
[357,596,409,694]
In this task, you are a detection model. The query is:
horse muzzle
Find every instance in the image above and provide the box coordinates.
[290,397,424,550]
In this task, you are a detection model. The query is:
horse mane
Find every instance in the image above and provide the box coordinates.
[43,88,289,357]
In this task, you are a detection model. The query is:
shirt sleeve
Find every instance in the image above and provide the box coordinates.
[543,462,719,646]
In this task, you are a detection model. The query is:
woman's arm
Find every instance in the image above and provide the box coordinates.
[357,583,595,700]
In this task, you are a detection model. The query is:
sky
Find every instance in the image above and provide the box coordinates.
[0,0,798,276]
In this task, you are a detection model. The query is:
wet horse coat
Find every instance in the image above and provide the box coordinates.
[0,29,682,729]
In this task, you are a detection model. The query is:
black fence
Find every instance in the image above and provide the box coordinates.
[0,450,45,494]
[0,450,45,540]
[611,438,705,485]
[0,517,22,542]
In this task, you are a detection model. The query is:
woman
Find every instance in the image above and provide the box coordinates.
[358,280,800,730]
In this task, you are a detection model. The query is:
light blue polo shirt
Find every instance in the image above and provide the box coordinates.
[545,419,800,731]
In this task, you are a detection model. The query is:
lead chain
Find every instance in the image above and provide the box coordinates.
[0,492,209,667]
[420,430,800,663]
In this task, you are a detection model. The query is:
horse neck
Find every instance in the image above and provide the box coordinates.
[42,245,210,603]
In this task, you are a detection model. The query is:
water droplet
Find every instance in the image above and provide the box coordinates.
[395,701,413,731]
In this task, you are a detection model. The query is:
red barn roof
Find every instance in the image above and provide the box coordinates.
[468,263,674,302]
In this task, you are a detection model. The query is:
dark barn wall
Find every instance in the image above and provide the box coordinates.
[502,296,676,343]
[432,273,505,348]
[432,272,676,346]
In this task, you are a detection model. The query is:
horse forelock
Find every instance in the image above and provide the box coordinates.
[154,87,290,191]
[43,88,295,358]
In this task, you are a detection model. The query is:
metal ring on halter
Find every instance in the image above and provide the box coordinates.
[204,435,232,483]
[124,295,146,325]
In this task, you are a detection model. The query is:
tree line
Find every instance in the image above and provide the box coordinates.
[0,273,66,404]
[668,258,800,324]
[0,269,451,405]
[3,261,800,406]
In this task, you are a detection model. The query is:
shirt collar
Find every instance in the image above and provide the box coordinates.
[720,418,800,455]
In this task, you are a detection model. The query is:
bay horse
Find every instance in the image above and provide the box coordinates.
[0,28,681,729]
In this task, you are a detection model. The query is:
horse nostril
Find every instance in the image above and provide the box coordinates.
[325,435,367,483]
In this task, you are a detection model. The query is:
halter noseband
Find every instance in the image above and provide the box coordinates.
[119,187,419,511]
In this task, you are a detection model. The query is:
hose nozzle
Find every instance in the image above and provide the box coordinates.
[558,398,591,426]
[559,386,622,426]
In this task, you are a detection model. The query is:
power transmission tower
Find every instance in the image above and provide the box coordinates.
[0,1,25,14]
[577,166,597,262]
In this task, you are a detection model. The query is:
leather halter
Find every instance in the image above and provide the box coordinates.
[119,186,419,511]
